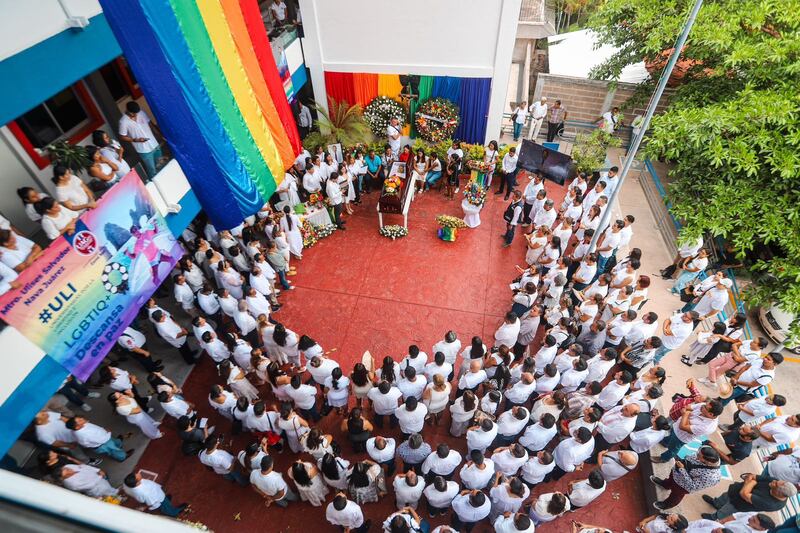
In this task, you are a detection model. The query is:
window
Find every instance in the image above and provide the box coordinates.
[7,81,104,169]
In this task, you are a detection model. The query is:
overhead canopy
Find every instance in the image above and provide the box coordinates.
[547,29,649,84]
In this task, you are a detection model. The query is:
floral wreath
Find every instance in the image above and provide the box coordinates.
[383,176,402,196]
[464,182,487,207]
[415,98,459,143]
[364,96,406,137]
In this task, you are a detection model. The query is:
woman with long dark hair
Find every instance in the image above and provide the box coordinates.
[449,390,478,437]
[347,460,385,504]
[324,366,351,416]
[288,460,329,506]
[340,407,373,453]
[280,205,303,259]
[319,452,350,490]
[107,391,162,439]
[350,362,374,408]
[377,355,400,384]
[458,336,486,380]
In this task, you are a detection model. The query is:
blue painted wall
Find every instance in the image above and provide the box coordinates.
[0,14,122,126]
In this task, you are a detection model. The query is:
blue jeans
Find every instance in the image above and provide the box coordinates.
[425,171,442,188]
[58,379,89,407]
[504,224,517,245]
[659,430,687,461]
[95,437,126,462]
[595,254,612,277]
[158,496,185,517]
[653,345,671,364]
[513,122,523,140]
[774,514,800,533]
[223,469,249,486]
[138,147,163,178]
[277,270,290,289]
[721,386,749,406]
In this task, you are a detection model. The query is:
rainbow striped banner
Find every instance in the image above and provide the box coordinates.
[99,0,301,229]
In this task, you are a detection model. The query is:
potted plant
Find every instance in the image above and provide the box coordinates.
[435,214,467,242]
[570,129,620,175]
[305,99,373,148]
[46,140,90,173]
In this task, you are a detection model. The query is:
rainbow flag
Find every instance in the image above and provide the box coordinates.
[99,0,302,229]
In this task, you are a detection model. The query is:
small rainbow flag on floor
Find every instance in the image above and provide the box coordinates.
[100,0,302,229]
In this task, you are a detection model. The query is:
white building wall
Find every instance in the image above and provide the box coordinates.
[0,0,102,61]
[299,0,522,143]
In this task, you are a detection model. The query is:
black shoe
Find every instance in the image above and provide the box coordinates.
[702,494,721,509]
[701,513,717,521]
[653,501,670,510]
[649,475,666,487]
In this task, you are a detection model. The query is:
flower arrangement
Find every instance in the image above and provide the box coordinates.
[308,192,323,207]
[100,495,122,505]
[435,214,467,229]
[314,224,337,239]
[464,183,487,207]
[301,219,319,248]
[379,224,409,240]
[415,98,460,143]
[383,176,403,196]
[364,96,406,137]
[179,520,211,531]
[467,160,493,172]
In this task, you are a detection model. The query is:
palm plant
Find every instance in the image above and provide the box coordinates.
[309,99,373,147]
[46,140,90,173]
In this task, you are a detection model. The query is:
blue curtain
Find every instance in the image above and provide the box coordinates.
[454,78,492,144]
[431,76,462,103]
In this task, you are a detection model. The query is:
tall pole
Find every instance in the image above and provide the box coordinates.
[588,0,704,253]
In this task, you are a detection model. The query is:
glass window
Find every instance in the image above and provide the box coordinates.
[99,62,128,101]
[15,87,89,148]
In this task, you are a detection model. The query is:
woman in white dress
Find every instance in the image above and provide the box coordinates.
[85,146,119,185]
[342,160,357,214]
[350,363,374,409]
[288,460,329,507]
[51,165,95,215]
[319,453,350,490]
[483,140,499,188]
[411,149,427,193]
[324,367,351,415]
[109,391,162,439]
[277,171,301,207]
[322,153,338,181]
[271,225,292,270]
[278,404,310,453]
[272,323,300,367]
[218,260,244,299]
[280,205,303,259]
[575,204,601,241]
[524,226,550,266]
[552,217,574,254]
[250,348,270,385]
[92,130,131,179]
[422,374,451,425]
[301,428,335,461]
[17,187,49,222]
[449,390,478,437]
[219,360,259,402]
[208,384,238,420]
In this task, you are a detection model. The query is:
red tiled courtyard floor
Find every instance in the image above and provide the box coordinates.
[134,176,647,532]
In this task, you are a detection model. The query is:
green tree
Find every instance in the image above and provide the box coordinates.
[589,0,800,336]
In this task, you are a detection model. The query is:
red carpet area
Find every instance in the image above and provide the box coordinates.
[134,176,647,532]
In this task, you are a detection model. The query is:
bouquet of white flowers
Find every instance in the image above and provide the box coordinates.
[379,225,409,240]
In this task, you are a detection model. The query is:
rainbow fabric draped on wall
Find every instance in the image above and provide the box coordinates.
[99,0,301,230]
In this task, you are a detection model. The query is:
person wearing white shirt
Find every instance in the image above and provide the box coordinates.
[0,230,39,272]
[325,174,345,228]
[326,494,368,532]
[172,274,197,316]
[307,355,340,387]
[630,415,672,455]
[397,367,427,401]
[395,397,428,436]
[366,436,396,477]
[467,418,499,453]
[123,472,186,516]
[303,165,323,194]
[626,312,660,346]
[491,444,529,477]
[393,470,425,510]
[432,331,461,371]
[424,352,453,383]
[460,450,495,490]
[423,476,460,517]
[596,370,633,410]
[504,374,536,408]
[34,411,92,462]
[552,427,595,480]
[233,301,258,343]
[494,313,521,350]
[585,348,617,384]
[598,450,639,483]
[38,197,79,240]
[386,117,402,156]
[592,403,640,460]
[533,199,557,229]
[658,400,723,461]
[693,279,732,322]
[521,450,556,485]
[400,345,428,373]
[533,337,558,372]
[451,489,492,531]
[368,381,403,429]
[519,414,557,453]
[654,311,699,363]
[421,444,462,481]
[458,360,488,393]
[527,97,548,140]
[496,407,530,447]
[59,463,118,498]
[197,285,221,320]
[489,476,530,522]
[503,190,525,246]
[595,220,624,274]
[730,394,783,430]
[250,455,297,504]
[661,234,704,279]
[201,331,231,364]
[245,286,273,319]
[498,146,519,200]
[152,310,196,364]
[753,414,800,450]
[567,470,606,508]
[494,513,535,533]
[66,416,128,462]
[0,259,19,295]
[512,101,528,141]
[158,390,195,420]
[118,101,162,177]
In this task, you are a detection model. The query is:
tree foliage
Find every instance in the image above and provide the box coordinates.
[589,0,800,334]
[306,99,373,148]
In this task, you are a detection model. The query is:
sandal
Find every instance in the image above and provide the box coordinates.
[680,355,692,367]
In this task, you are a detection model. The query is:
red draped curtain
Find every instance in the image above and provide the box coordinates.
[324,71,356,108]
[353,73,378,107]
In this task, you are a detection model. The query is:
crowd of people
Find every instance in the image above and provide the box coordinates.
[19,135,800,533]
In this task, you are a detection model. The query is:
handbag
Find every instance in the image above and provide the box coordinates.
[263,414,282,446]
